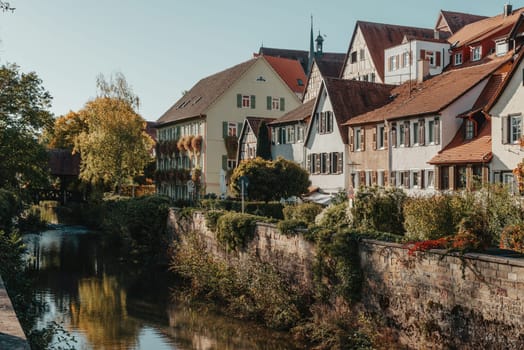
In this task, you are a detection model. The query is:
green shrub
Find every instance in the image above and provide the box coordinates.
[216,212,261,251]
[204,210,224,231]
[277,219,307,235]
[283,202,322,223]
[403,195,458,241]
[201,199,283,219]
[317,202,351,231]
[352,186,406,235]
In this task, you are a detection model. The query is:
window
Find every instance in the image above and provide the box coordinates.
[378,125,385,149]
[441,166,449,190]
[297,79,304,86]
[360,49,365,61]
[454,53,463,66]
[351,51,358,63]
[428,120,434,143]
[399,123,405,146]
[402,52,410,67]
[465,119,475,140]
[456,166,467,189]
[227,159,236,170]
[369,73,376,82]
[427,170,435,188]
[272,97,280,110]
[331,152,343,174]
[503,172,517,194]
[242,95,251,108]
[228,122,238,137]
[389,55,398,71]
[355,128,362,151]
[400,171,410,188]
[287,126,295,143]
[318,112,333,134]
[412,171,420,188]
[496,41,508,56]
[472,46,482,61]
[511,115,522,143]
[321,153,329,174]
[413,122,419,145]
[426,51,435,66]
[297,125,304,142]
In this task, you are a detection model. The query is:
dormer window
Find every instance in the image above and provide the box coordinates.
[465,119,475,140]
[496,40,508,56]
[472,46,482,61]
[454,53,463,66]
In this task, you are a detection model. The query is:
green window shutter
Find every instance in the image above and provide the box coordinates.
[280,98,285,111]
[237,94,242,108]
[222,155,227,170]
[250,95,256,109]
[238,122,243,135]
[267,96,272,110]
[223,121,228,138]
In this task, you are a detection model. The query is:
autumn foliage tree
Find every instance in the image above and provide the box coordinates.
[73,73,153,194]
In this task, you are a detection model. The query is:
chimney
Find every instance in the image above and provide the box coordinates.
[417,59,430,83]
[504,3,513,17]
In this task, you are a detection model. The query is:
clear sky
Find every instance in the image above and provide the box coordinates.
[0,0,517,121]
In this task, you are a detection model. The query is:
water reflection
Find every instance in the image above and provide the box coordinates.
[24,227,300,350]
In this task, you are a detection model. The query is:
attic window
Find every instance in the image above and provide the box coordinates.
[192,96,202,105]
[465,119,475,140]
[471,46,482,61]
[496,41,508,56]
[297,79,304,86]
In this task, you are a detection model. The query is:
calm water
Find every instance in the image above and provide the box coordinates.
[24,226,300,350]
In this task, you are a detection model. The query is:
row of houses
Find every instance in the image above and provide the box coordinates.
[155,5,524,200]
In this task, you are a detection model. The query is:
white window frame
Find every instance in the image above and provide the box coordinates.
[472,46,482,61]
[427,170,435,188]
[287,126,295,144]
[496,41,508,56]
[228,122,238,137]
[355,128,362,151]
[399,123,405,146]
[412,122,419,145]
[227,159,237,170]
[510,115,522,144]
[378,125,385,149]
[272,97,280,110]
[454,53,463,66]
[402,52,409,68]
[297,125,304,143]
[412,170,420,188]
[426,51,435,66]
[390,55,398,71]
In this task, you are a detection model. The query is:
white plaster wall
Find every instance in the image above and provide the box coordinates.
[305,92,346,193]
[340,27,379,82]
[384,40,450,85]
[490,58,524,174]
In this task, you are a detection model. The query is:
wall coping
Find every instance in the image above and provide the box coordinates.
[362,238,524,268]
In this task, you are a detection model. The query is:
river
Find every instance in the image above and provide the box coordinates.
[23,225,300,350]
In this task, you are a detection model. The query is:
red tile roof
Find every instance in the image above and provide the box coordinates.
[346,56,510,126]
[321,78,395,144]
[157,58,258,125]
[448,7,524,47]
[429,119,492,165]
[342,21,434,82]
[263,55,307,94]
[269,99,315,126]
[438,10,487,35]
[245,116,275,136]
[486,49,524,112]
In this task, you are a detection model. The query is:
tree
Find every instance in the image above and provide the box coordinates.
[230,157,310,202]
[45,110,88,149]
[74,74,153,194]
[256,121,271,160]
[0,63,53,190]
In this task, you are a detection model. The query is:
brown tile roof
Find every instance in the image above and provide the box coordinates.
[269,99,315,125]
[323,78,395,144]
[486,49,524,112]
[347,57,509,126]
[257,47,345,75]
[448,7,524,47]
[315,55,346,78]
[439,10,487,35]
[472,73,505,111]
[245,117,275,136]
[263,55,307,94]
[156,58,258,125]
[429,119,492,165]
[48,149,80,176]
[342,21,434,82]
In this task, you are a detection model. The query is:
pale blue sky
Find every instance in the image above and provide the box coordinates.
[0,1,517,121]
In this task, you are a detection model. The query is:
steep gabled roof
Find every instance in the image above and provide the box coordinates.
[486,49,524,112]
[314,78,394,144]
[269,99,315,126]
[258,47,345,75]
[157,58,258,125]
[448,7,524,47]
[341,21,434,82]
[315,55,346,78]
[437,10,487,35]
[347,56,510,126]
[429,119,492,165]
[244,116,274,137]
[263,55,307,94]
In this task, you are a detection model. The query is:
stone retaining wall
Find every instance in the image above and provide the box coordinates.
[169,210,524,349]
[0,276,30,350]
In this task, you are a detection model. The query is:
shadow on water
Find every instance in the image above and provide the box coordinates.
[24,226,301,350]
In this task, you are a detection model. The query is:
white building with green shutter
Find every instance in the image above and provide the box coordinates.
[156,55,302,199]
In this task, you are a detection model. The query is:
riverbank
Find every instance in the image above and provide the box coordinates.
[0,275,29,350]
